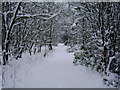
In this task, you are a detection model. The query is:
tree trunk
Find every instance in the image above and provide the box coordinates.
[2,2,21,65]
[48,19,53,50]
[48,41,52,50]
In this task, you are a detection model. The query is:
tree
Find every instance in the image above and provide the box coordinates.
[1,2,62,65]
[65,2,119,87]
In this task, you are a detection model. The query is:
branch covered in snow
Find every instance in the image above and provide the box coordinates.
[9,3,21,30]
[42,10,62,20]
[16,10,62,20]
[3,11,14,15]
[5,2,21,50]
[13,22,22,27]
[0,11,3,15]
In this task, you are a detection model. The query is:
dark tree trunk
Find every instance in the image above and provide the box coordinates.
[2,2,21,65]
[48,41,52,50]
[48,19,53,50]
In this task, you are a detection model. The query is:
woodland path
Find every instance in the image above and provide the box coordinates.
[15,44,107,88]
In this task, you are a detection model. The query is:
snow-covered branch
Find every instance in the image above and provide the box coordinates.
[3,11,14,15]
[0,11,3,15]
[13,22,22,27]
[42,10,62,20]
[17,13,51,18]
[16,14,50,20]
[4,2,21,51]
[9,3,21,30]
[16,10,62,20]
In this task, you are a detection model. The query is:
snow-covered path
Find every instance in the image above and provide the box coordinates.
[15,44,107,88]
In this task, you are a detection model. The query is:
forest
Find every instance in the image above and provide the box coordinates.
[0,2,119,88]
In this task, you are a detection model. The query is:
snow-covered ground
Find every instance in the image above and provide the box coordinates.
[4,44,108,88]
[0,65,2,89]
[0,45,2,89]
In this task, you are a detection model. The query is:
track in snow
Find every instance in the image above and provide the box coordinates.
[15,44,107,88]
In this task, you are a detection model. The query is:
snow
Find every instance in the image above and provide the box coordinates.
[9,3,21,30]
[72,23,76,27]
[0,45,2,89]
[4,44,108,88]
[17,10,61,20]
[42,10,62,20]
[106,56,115,74]
[0,65,1,89]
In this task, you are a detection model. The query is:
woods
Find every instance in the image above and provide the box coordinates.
[1,2,61,65]
[65,2,119,87]
[0,2,119,88]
